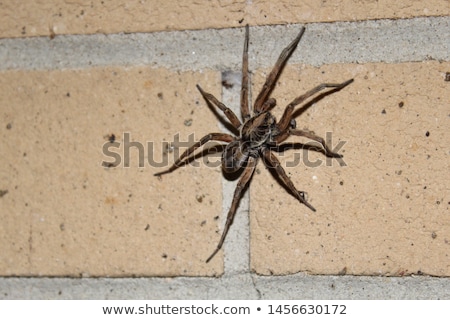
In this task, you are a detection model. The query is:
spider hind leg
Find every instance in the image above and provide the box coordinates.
[262,148,316,212]
[206,157,258,263]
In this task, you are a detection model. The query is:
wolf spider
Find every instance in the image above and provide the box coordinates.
[155,25,353,263]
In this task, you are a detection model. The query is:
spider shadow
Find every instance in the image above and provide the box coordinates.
[290,85,349,120]
[273,141,341,159]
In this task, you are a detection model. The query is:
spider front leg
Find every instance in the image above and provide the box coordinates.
[154,133,234,177]
[206,156,258,263]
[253,27,306,113]
[240,24,250,121]
[196,85,242,130]
[261,148,316,212]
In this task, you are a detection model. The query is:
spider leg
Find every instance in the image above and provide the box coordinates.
[206,156,258,263]
[196,85,242,130]
[261,148,316,212]
[258,97,277,115]
[253,27,306,113]
[277,79,354,132]
[290,129,342,158]
[241,25,251,121]
[154,133,234,176]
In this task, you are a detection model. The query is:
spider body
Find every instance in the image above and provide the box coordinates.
[223,111,276,173]
[155,25,353,263]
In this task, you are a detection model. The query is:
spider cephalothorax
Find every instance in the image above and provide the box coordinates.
[155,25,353,263]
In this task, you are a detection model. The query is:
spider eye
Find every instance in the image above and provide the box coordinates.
[222,141,249,173]
[290,119,297,129]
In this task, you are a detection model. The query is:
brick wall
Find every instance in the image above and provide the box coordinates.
[0,1,449,278]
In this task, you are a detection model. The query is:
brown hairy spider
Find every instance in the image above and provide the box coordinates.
[155,25,353,263]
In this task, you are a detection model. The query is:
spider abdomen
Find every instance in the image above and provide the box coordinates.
[222,140,249,173]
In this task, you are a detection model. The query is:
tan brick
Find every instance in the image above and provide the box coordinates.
[0,0,448,38]
[0,67,225,276]
[250,61,450,276]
